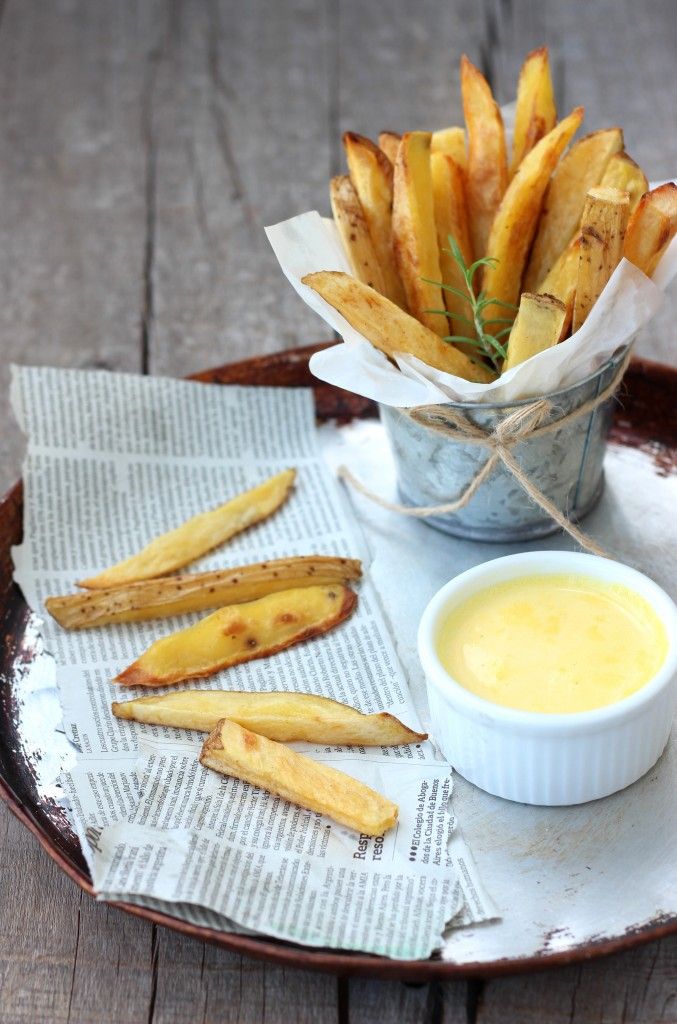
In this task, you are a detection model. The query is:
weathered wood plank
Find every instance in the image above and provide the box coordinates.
[477,935,677,1023]
[146,0,334,378]
[349,978,468,1023]
[0,0,162,494]
[150,926,339,1024]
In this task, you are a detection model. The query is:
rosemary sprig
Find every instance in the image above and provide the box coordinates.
[423,235,517,372]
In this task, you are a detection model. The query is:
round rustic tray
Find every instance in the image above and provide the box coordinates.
[1,343,675,980]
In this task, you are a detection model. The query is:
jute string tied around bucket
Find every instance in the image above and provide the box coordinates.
[338,351,632,558]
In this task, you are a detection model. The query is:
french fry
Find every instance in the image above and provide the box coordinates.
[46,556,362,629]
[112,690,426,745]
[431,126,467,170]
[600,152,648,214]
[430,152,474,337]
[510,46,556,177]
[572,186,630,331]
[536,235,582,339]
[79,469,296,590]
[200,718,399,836]
[378,131,401,164]
[482,107,584,327]
[114,584,357,688]
[343,132,406,307]
[302,271,494,382]
[330,175,386,292]
[392,131,447,335]
[461,54,508,258]
[524,127,623,290]
[624,182,677,278]
[502,292,567,373]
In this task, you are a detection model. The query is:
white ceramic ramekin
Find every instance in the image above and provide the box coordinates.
[417,551,677,806]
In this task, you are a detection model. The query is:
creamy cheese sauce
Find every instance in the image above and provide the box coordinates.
[436,573,668,713]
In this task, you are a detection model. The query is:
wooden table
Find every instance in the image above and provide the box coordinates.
[0,2,675,1020]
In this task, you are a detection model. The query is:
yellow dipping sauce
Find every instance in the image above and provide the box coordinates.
[437,573,668,713]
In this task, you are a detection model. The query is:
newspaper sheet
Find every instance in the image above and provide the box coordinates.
[12,365,494,959]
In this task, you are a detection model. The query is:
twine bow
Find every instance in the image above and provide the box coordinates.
[338,352,632,557]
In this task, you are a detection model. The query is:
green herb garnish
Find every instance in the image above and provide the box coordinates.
[423,235,517,373]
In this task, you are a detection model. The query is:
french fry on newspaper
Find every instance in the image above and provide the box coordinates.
[377,130,401,165]
[46,556,362,629]
[200,718,399,835]
[461,54,508,257]
[330,175,386,292]
[430,152,474,337]
[482,107,584,326]
[600,152,648,214]
[392,131,447,335]
[537,236,582,339]
[524,127,623,290]
[624,182,677,279]
[343,132,406,307]
[114,584,357,688]
[431,126,467,170]
[510,46,557,176]
[79,469,296,590]
[112,690,426,745]
[302,271,494,382]
[572,186,630,331]
[502,293,567,373]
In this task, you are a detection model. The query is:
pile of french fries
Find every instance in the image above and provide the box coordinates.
[304,48,677,379]
[47,469,418,835]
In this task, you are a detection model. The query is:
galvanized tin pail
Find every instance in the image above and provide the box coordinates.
[379,351,625,542]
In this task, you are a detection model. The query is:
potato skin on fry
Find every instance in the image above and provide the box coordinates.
[624,182,677,279]
[46,556,362,630]
[573,186,630,332]
[377,131,401,165]
[79,468,296,590]
[524,127,623,291]
[431,126,467,170]
[114,584,357,688]
[461,54,508,258]
[600,152,648,215]
[330,175,387,292]
[302,271,494,383]
[392,131,447,335]
[502,292,567,373]
[112,689,427,745]
[483,107,584,326]
[510,46,556,177]
[200,718,399,836]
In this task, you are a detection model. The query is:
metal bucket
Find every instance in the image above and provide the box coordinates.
[379,351,625,542]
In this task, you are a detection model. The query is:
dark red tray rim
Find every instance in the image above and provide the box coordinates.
[1,342,675,981]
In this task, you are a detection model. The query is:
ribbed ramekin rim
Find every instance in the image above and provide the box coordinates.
[417,551,677,734]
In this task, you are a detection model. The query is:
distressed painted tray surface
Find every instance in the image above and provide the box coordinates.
[1,344,675,981]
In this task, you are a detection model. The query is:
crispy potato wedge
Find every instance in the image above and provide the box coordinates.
[79,469,296,590]
[572,186,630,331]
[510,46,557,177]
[461,55,508,257]
[624,182,677,278]
[330,175,386,292]
[343,132,406,308]
[378,131,401,164]
[200,718,398,835]
[112,690,426,745]
[431,126,467,170]
[392,131,447,335]
[524,127,623,290]
[537,235,582,339]
[483,107,584,326]
[302,271,494,383]
[600,152,648,214]
[114,584,357,688]
[431,152,474,337]
[46,556,362,629]
[502,292,567,373]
